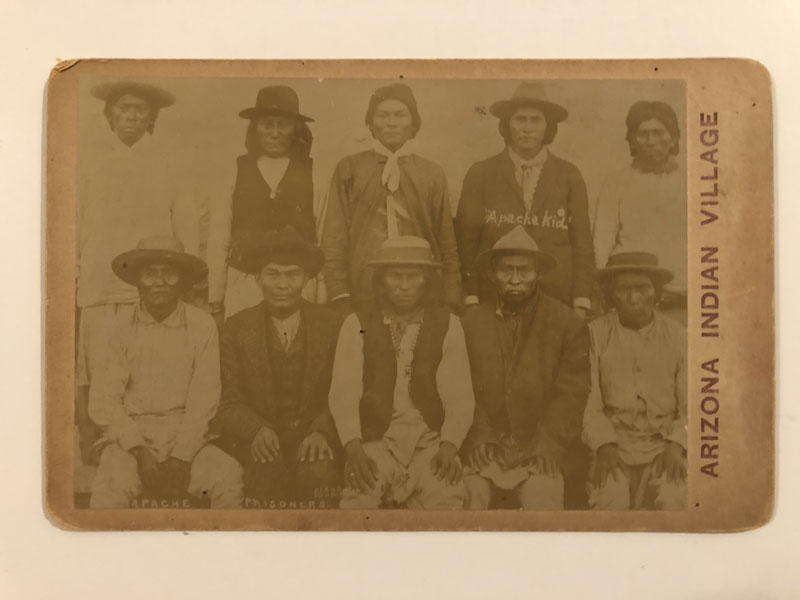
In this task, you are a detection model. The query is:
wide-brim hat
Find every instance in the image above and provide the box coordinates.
[490,82,568,123]
[239,85,314,122]
[91,81,176,109]
[240,226,324,276]
[594,251,674,285]
[475,225,558,274]
[367,236,442,269]
[112,237,207,287]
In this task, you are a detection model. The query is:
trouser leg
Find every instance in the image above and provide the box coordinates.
[463,474,492,510]
[406,443,465,510]
[90,444,141,508]
[294,457,343,508]
[517,468,565,510]
[587,469,632,510]
[244,453,290,506]
[187,445,244,509]
[339,440,395,509]
[650,472,687,510]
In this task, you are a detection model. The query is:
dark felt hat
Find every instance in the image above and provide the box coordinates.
[364,83,421,134]
[240,227,324,276]
[112,237,207,286]
[475,225,558,274]
[91,81,176,109]
[239,86,314,122]
[490,82,568,123]
[594,251,674,285]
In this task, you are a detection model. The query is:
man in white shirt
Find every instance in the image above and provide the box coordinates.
[329,236,474,509]
[89,237,242,508]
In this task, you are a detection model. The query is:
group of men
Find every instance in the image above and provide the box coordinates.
[77,78,687,511]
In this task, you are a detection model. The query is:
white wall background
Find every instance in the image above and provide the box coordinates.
[1,1,797,599]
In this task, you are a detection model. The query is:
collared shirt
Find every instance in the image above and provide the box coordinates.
[507,145,549,213]
[592,164,688,292]
[582,311,687,465]
[77,131,200,308]
[257,156,291,197]
[88,301,220,462]
[270,309,302,350]
[328,311,475,466]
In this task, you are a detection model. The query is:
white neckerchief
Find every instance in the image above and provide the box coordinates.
[373,139,416,237]
[257,155,291,199]
[508,145,548,212]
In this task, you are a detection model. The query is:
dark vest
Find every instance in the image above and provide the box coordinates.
[265,316,307,431]
[358,306,451,441]
[229,154,316,271]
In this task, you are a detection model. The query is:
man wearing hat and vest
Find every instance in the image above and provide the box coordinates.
[211,227,342,507]
[583,251,687,510]
[329,236,474,509]
[206,85,322,324]
[88,237,242,509]
[77,80,201,463]
[455,82,594,315]
[321,83,462,316]
[461,225,590,510]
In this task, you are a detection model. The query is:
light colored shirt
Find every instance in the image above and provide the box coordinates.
[582,311,687,465]
[270,310,301,350]
[257,156,290,196]
[77,132,200,307]
[508,145,548,213]
[88,301,221,462]
[592,164,687,291]
[328,312,475,465]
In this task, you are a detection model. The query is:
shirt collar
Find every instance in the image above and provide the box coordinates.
[495,290,540,319]
[382,306,424,327]
[507,145,549,169]
[372,137,416,159]
[270,309,301,329]
[631,155,679,175]
[135,301,186,327]
[614,310,659,340]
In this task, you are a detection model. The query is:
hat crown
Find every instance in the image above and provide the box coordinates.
[492,225,542,254]
[90,81,176,109]
[135,236,186,254]
[368,235,441,268]
[511,81,550,103]
[605,250,661,269]
[253,85,301,114]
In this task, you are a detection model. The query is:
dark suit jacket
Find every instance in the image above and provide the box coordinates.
[210,300,342,462]
[455,150,595,306]
[461,292,590,464]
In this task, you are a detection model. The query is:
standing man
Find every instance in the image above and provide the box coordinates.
[321,83,462,316]
[455,82,594,314]
[329,236,474,509]
[77,81,200,460]
[592,101,687,320]
[211,228,343,507]
[461,226,590,510]
[583,251,687,510]
[89,237,242,509]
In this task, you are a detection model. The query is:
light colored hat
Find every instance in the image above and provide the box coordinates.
[594,251,674,285]
[490,82,568,123]
[475,225,558,274]
[90,80,176,109]
[112,237,207,286]
[367,236,442,269]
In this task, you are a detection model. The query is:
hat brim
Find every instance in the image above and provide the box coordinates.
[240,241,325,277]
[489,98,568,123]
[366,258,442,269]
[238,107,314,123]
[594,264,675,286]
[91,82,176,109]
[112,249,207,287]
[475,247,559,275]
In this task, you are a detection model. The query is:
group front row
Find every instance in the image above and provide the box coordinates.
[86,226,687,511]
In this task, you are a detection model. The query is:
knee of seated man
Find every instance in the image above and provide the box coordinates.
[519,471,564,509]
[652,476,687,511]
[295,457,341,488]
[588,472,630,510]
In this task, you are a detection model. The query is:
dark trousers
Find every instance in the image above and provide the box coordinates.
[242,429,342,509]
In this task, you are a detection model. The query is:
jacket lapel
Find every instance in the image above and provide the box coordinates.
[243,303,277,419]
[496,151,525,209]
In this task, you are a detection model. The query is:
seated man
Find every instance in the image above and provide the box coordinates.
[461,225,590,510]
[89,237,242,509]
[329,236,474,509]
[583,251,687,510]
[211,227,342,508]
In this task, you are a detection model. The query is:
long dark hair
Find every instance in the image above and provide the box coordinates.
[498,105,559,146]
[625,101,680,157]
[244,116,313,159]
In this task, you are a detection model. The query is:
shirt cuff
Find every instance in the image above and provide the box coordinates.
[113,427,147,453]
[330,293,351,303]
[463,295,480,306]
[573,297,591,310]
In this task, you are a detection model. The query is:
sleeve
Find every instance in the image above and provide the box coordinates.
[88,331,146,452]
[327,314,365,446]
[307,314,344,445]
[454,164,484,299]
[581,322,619,453]
[320,162,352,301]
[432,169,462,308]
[665,328,688,450]
[592,174,621,270]
[566,164,595,303]
[436,315,475,449]
[171,185,201,258]
[171,316,222,462]
[206,174,235,304]
[537,313,591,463]
[211,321,271,444]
